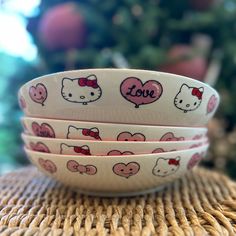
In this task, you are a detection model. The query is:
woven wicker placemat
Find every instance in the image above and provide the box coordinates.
[0,166,235,236]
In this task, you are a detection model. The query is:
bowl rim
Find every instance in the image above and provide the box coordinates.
[21,117,208,130]
[22,132,208,145]
[24,143,209,159]
[19,68,219,96]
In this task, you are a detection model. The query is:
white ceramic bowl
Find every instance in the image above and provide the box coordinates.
[22,133,207,156]
[25,144,209,196]
[18,69,219,126]
[22,117,207,141]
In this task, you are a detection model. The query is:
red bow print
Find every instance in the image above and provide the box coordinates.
[82,129,100,139]
[192,88,203,100]
[74,146,91,155]
[168,159,180,166]
[78,78,98,88]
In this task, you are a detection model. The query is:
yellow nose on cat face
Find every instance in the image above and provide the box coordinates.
[80,96,85,99]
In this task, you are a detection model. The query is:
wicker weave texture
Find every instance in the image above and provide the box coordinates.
[0,166,235,236]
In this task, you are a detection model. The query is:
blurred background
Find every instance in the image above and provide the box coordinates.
[0,0,235,176]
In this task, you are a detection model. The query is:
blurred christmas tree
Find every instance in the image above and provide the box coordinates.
[3,0,236,177]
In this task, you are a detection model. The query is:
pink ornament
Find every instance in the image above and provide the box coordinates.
[159,45,207,81]
[38,3,86,50]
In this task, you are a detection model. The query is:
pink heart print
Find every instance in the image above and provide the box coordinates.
[18,96,26,109]
[187,153,202,170]
[152,148,165,153]
[38,158,57,173]
[192,134,203,140]
[120,77,163,108]
[190,143,202,149]
[113,162,140,178]
[30,142,50,153]
[207,95,218,114]
[67,160,97,175]
[152,148,176,153]
[29,83,47,106]
[160,132,184,142]
[32,122,55,138]
[117,132,146,141]
[204,139,209,145]
[107,150,134,156]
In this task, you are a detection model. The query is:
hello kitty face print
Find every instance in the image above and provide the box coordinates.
[152,157,180,177]
[60,143,91,155]
[67,126,101,140]
[174,84,204,113]
[61,74,102,105]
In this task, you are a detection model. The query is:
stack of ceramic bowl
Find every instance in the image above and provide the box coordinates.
[18,69,219,196]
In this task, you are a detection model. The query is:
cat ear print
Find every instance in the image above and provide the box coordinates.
[87,74,97,81]
[81,145,90,150]
[60,143,70,153]
[90,127,99,132]
[175,156,181,161]
[62,77,73,86]
[180,84,190,91]
[156,157,164,164]
[68,125,78,132]
[199,87,204,93]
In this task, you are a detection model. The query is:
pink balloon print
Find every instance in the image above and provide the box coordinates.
[187,153,202,170]
[160,132,184,142]
[21,120,28,132]
[67,160,97,175]
[113,162,140,178]
[30,142,50,153]
[207,95,218,114]
[29,83,48,106]
[107,150,134,156]
[38,158,57,174]
[31,122,55,138]
[120,77,163,108]
[19,96,26,109]
[117,132,146,141]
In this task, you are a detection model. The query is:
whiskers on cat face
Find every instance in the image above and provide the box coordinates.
[174,84,204,113]
[61,75,102,105]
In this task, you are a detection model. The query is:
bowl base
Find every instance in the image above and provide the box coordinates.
[70,184,169,197]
